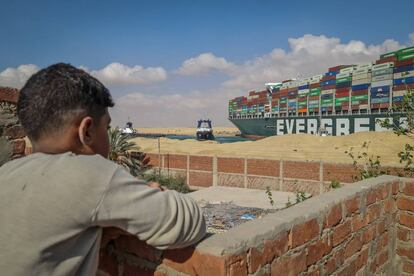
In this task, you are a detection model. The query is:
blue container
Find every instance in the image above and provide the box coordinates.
[336,82,351,88]
[394,77,414,85]
[394,64,414,73]
[321,107,331,112]
[321,80,336,86]
[371,86,390,93]
[407,77,414,84]
[321,94,333,99]
[298,84,309,90]
[371,97,389,104]
[324,71,338,77]
[371,90,390,98]
[393,96,404,102]
[288,102,297,107]
[352,84,370,91]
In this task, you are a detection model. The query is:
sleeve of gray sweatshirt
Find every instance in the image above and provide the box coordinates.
[92,167,206,250]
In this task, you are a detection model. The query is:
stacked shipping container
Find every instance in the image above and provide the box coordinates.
[229,45,414,118]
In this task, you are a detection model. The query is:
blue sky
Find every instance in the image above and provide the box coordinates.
[1,0,414,126]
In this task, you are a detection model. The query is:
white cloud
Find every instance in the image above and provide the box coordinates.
[177,52,235,75]
[223,34,404,90]
[0,64,39,89]
[409,33,414,44]
[88,62,167,86]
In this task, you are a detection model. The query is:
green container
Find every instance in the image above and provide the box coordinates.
[398,52,414,61]
[336,77,352,84]
[321,103,333,107]
[335,97,349,103]
[380,51,397,59]
[398,46,414,55]
[321,99,333,104]
[298,102,307,107]
[280,100,287,104]
[351,95,368,101]
[310,87,321,93]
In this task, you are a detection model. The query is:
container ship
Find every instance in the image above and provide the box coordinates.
[228,45,414,139]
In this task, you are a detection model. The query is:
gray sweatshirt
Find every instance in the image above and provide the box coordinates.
[0,152,206,275]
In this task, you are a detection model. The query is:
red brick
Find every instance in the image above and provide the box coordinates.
[114,236,161,262]
[324,248,344,274]
[189,156,212,171]
[403,261,414,273]
[377,220,387,235]
[306,266,321,276]
[247,159,279,177]
[345,196,360,216]
[392,180,399,195]
[397,197,414,213]
[271,251,306,276]
[12,139,25,155]
[0,87,19,103]
[217,157,244,174]
[403,181,414,197]
[165,154,187,169]
[325,204,342,228]
[323,163,355,183]
[362,225,376,244]
[248,231,289,273]
[344,234,363,259]
[378,232,389,251]
[384,198,394,214]
[306,235,332,266]
[398,247,414,261]
[333,221,351,246]
[284,161,319,181]
[3,125,25,139]
[163,248,226,276]
[400,212,414,229]
[227,254,248,276]
[375,185,389,200]
[356,248,369,270]
[289,218,320,248]
[351,214,367,232]
[366,204,381,223]
[189,171,212,187]
[376,249,389,269]
[366,190,377,206]
[397,226,410,241]
[337,259,357,276]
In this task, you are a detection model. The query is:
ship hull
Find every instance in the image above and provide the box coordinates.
[229,113,403,138]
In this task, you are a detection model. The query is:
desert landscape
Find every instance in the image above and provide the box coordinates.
[131,130,413,166]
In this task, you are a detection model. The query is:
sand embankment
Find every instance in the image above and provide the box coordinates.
[131,131,413,166]
[136,127,239,136]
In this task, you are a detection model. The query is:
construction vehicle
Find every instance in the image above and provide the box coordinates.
[196,119,215,140]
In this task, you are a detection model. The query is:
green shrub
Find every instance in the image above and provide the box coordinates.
[143,172,190,193]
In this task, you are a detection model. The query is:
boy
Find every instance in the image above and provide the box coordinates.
[0,63,206,275]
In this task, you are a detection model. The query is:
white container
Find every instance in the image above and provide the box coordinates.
[372,68,394,77]
[393,90,407,97]
[371,75,392,82]
[359,104,369,109]
[353,73,372,81]
[311,74,324,80]
[394,70,414,79]
[321,89,335,95]
[298,89,310,95]
[298,81,309,86]
[352,78,371,85]
[310,79,320,84]
[372,62,394,71]
[356,64,372,70]
[371,79,393,87]
[353,68,370,75]
[339,67,355,74]
[337,72,351,78]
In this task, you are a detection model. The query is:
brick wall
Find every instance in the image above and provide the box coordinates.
[0,87,27,160]
[99,175,414,275]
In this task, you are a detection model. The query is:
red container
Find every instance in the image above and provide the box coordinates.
[321,75,336,81]
[352,90,369,96]
[336,87,350,93]
[309,95,320,101]
[359,100,368,105]
[329,65,350,72]
[298,108,307,113]
[394,102,402,107]
[395,59,414,67]
[380,103,390,108]
[393,84,414,91]
[375,56,397,64]
[371,103,380,109]
[321,85,336,90]
[288,88,298,92]
[248,91,256,96]
[351,104,360,110]
[335,91,350,98]
[282,79,293,83]
[309,83,320,89]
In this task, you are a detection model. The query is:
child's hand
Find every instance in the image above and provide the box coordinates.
[147,181,167,191]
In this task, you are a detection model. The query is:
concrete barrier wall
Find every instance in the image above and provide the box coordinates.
[98,175,414,275]
[146,153,409,195]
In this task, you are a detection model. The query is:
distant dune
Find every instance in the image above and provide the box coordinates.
[132,131,413,166]
[136,127,240,137]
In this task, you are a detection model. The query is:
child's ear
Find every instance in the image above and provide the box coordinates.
[78,117,94,146]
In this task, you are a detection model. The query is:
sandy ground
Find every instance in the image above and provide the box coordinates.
[131,131,414,166]
[136,127,240,136]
